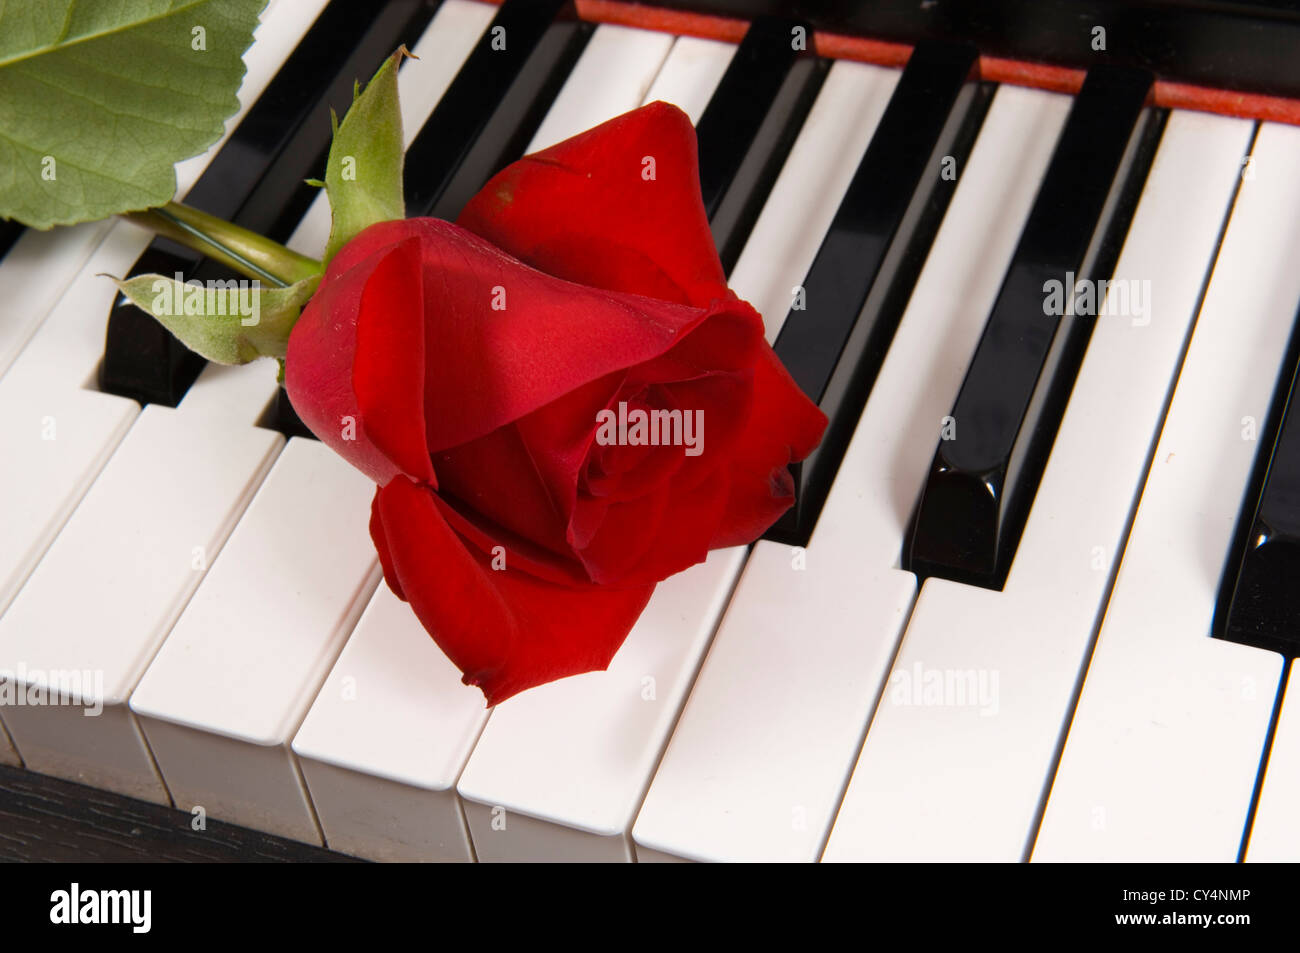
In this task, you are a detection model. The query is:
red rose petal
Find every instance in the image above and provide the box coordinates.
[352,237,437,485]
[286,246,412,485]
[711,347,828,547]
[458,102,730,308]
[368,489,405,601]
[578,470,729,586]
[375,476,654,706]
[292,218,755,464]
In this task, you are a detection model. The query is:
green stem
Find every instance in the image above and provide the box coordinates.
[122,201,321,287]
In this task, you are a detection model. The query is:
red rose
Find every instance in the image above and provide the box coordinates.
[285,103,825,704]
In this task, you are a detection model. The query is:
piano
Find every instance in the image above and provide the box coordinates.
[1,0,1299,862]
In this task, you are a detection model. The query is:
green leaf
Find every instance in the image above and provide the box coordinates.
[110,271,320,364]
[0,0,266,229]
[322,47,405,263]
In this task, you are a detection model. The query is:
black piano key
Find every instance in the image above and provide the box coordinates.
[0,221,23,261]
[694,17,828,273]
[262,387,319,441]
[905,66,1164,589]
[763,41,993,546]
[100,0,439,408]
[1216,305,1300,657]
[404,0,593,220]
[100,244,209,405]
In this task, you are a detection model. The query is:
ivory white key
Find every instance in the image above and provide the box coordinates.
[457,548,745,862]
[1246,661,1300,860]
[0,0,325,619]
[293,586,490,862]
[0,390,282,802]
[632,86,1071,863]
[0,223,113,382]
[640,36,736,125]
[524,24,673,154]
[0,206,299,802]
[0,0,342,796]
[129,439,379,843]
[453,55,900,864]
[823,111,1253,862]
[730,61,903,343]
[1033,122,1300,862]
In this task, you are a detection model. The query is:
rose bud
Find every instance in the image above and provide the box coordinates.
[285,103,825,704]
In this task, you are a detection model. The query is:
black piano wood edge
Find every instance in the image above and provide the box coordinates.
[647,0,1300,102]
[0,764,359,863]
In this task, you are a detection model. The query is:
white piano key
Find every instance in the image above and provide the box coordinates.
[641,35,736,125]
[632,85,1071,863]
[0,0,344,797]
[452,55,898,866]
[293,586,489,862]
[0,223,113,382]
[458,547,746,862]
[1247,661,1300,861]
[0,374,138,616]
[130,439,379,842]
[1033,122,1300,862]
[525,24,673,153]
[0,400,281,801]
[728,61,900,343]
[0,0,328,619]
[823,112,1254,862]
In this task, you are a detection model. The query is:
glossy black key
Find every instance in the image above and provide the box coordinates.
[1216,305,1300,657]
[263,386,318,441]
[0,221,23,261]
[763,42,992,547]
[695,17,827,273]
[905,66,1163,589]
[404,0,593,219]
[100,0,439,408]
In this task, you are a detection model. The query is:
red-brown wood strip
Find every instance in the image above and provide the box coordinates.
[553,0,1300,125]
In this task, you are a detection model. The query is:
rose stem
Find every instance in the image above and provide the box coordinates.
[121,200,322,287]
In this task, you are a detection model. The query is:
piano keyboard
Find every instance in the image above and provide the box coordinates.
[1,0,1299,863]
